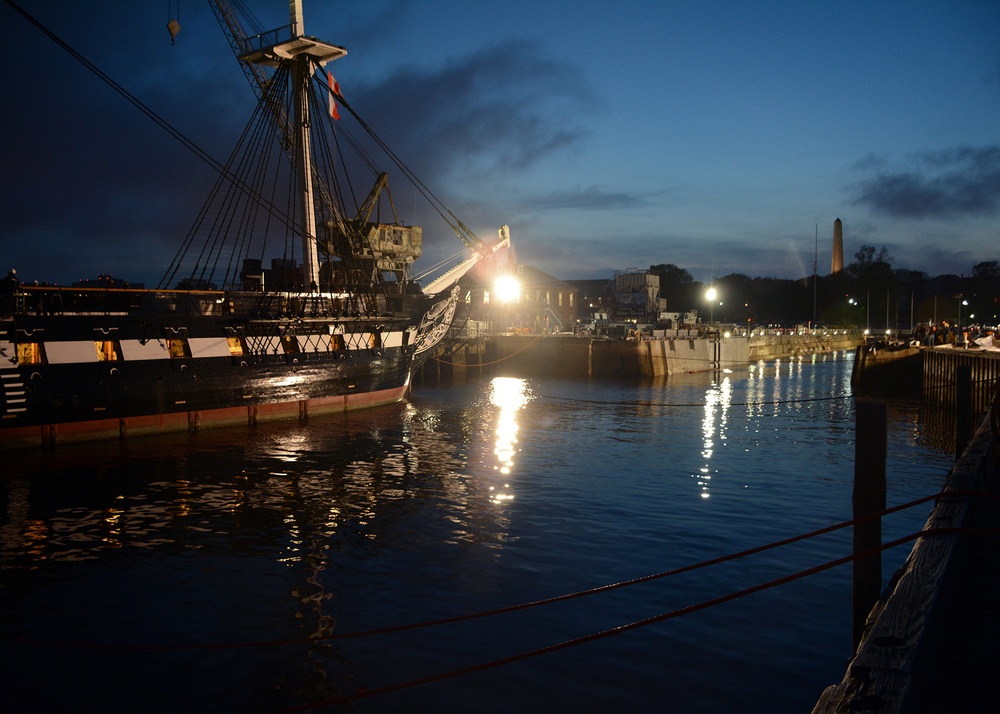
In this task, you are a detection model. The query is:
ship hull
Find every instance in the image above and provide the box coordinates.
[1,380,409,449]
[1,300,424,449]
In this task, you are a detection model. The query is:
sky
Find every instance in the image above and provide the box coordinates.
[1,0,998,288]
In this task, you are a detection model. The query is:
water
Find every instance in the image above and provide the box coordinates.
[0,350,955,712]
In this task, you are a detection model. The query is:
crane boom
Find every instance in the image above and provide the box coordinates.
[356,173,388,224]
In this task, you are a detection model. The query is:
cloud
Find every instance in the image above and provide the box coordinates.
[526,185,643,211]
[348,40,591,182]
[850,145,1000,218]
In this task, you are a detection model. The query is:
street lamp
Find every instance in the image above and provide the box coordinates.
[959,299,968,326]
[705,287,717,324]
[848,297,861,327]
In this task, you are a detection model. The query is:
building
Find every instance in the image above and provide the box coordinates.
[568,279,615,316]
[613,269,662,324]
[463,264,579,333]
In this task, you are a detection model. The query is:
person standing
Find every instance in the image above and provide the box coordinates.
[1,268,18,314]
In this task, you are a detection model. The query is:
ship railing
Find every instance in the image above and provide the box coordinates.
[242,24,293,54]
[8,285,227,317]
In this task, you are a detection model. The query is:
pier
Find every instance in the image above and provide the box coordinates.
[922,346,1000,416]
[852,343,1000,410]
[814,353,1000,712]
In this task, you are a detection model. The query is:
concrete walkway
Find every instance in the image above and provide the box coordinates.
[906,485,1000,713]
[813,408,998,712]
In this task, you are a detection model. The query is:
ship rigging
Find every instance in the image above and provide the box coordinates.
[0,0,512,449]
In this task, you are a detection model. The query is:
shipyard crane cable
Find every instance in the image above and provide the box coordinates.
[1,0,304,284]
[7,490,985,653]
[278,523,1000,710]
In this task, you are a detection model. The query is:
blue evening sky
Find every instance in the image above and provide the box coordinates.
[1,0,997,286]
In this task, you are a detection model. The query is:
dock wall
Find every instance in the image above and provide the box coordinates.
[439,332,861,380]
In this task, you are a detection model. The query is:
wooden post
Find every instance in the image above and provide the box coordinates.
[853,400,887,650]
[955,364,971,462]
[850,345,864,389]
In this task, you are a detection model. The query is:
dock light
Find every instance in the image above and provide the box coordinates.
[493,274,520,303]
[705,287,717,322]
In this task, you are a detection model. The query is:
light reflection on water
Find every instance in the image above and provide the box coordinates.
[488,376,530,503]
[698,375,731,499]
[0,352,956,712]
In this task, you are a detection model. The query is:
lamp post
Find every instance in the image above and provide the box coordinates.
[706,286,717,324]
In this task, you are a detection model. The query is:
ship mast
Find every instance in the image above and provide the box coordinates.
[237,0,347,290]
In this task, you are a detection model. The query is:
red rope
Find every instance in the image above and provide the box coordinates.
[429,332,545,368]
[7,490,991,654]
[276,525,1000,711]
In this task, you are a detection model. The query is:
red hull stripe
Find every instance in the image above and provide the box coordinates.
[1,383,409,449]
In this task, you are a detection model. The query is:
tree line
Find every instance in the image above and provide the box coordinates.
[651,250,1000,329]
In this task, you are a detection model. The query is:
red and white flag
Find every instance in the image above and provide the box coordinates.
[328,71,341,120]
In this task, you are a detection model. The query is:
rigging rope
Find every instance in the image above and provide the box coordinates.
[1,0,315,292]
[318,77,485,252]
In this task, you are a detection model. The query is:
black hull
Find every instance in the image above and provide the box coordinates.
[1,299,429,448]
[4,350,410,422]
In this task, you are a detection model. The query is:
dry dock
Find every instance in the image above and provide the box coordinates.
[426,329,862,380]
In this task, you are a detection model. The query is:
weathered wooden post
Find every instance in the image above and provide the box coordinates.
[853,400,887,650]
[955,364,972,462]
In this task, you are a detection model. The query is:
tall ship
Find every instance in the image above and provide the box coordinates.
[0,1,511,449]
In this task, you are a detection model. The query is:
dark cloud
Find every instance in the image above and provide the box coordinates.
[348,39,590,182]
[850,153,888,172]
[527,185,643,211]
[850,145,1000,218]
[1,1,254,285]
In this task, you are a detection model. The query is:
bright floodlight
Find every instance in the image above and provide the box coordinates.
[706,287,717,301]
[494,274,520,303]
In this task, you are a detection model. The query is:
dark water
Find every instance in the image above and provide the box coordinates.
[1,351,955,712]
